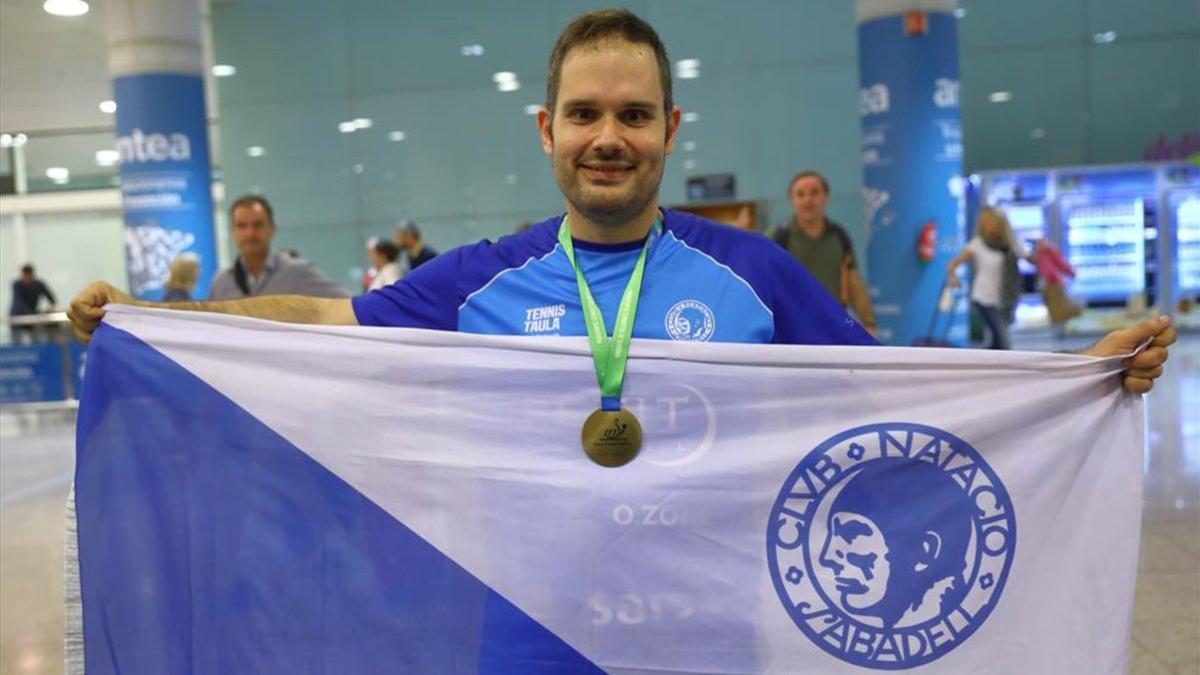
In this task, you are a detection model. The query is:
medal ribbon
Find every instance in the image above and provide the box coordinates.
[557,217,658,411]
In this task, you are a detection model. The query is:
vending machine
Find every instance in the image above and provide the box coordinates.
[1163,166,1200,307]
[1055,167,1157,307]
[1174,194,1200,297]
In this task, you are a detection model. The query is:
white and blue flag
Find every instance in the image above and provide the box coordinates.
[76,306,1143,674]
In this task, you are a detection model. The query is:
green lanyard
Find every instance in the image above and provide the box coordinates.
[557,217,659,411]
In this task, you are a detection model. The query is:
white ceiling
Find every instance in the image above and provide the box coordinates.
[0,0,113,133]
[0,0,229,184]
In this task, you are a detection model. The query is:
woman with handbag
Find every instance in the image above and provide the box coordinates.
[945,207,1030,349]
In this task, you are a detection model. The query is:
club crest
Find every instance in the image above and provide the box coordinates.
[664,299,715,342]
[767,423,1016,669]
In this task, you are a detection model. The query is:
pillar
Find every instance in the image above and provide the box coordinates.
[857,0,967,345]
[107,0,217,300]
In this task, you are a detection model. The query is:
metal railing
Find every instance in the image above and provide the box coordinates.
[0,312,84,409]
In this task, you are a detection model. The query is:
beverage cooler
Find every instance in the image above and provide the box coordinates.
[1055,167,1159,307]
[1060,197,1147,305]
[1164,170,1200,305]
[1175,195,1200,295]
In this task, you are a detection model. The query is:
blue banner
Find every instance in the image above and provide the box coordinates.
[859,12,967,346]
[114,74,216,301]
[0,344,66,404]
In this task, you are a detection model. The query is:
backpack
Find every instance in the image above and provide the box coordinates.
[771,225,790,249]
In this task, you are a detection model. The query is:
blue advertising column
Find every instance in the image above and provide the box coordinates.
[857,0,967,345]
[107,0,216,300]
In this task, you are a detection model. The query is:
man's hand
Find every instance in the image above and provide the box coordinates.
[1081,315,1176,394]
[68,281,134,343]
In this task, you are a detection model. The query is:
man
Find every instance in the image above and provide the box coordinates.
[394,221,438,272]
[69,9,1173,393]
[209,195,350,300]
[10,263,57,344]
[772,171,877,334]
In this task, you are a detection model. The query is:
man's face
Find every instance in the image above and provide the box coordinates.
[394,229,409,250]
[819,511,891,612]
[537,38,680,227]
[231,204,275,259]
[790,176,829,224]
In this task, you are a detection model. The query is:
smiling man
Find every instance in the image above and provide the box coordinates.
[69,9,1174,393]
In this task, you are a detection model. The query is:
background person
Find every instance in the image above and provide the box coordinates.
[360,237,380,292]
[1032,238,1082,328]
[771,171,877,335]
[162,256,199,302]
[394,221,438,272]
[9,263,57,344]
[368,239,403,291]
[946,207,1029,350]
[209,195,350,300]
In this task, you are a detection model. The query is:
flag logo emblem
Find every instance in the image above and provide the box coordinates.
[767,422,1016,669]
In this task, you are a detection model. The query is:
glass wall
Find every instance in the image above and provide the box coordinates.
[958,0,1200,169]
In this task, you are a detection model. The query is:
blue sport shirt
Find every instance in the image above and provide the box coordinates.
[352,209,875,346]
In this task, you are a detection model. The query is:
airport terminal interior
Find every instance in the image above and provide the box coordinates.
[1,0,1198,673]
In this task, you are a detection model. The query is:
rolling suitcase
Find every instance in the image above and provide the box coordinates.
[912,282,958,347]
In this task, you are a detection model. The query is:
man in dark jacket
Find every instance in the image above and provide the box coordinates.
[9,263,57,344]
[394,221,438,272]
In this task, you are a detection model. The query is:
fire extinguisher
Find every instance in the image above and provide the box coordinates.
[918,221,937,262]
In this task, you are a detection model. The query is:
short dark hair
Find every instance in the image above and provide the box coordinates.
[545,9,673,122]
[789,171,829,195]
[229,194,275,224]
[20,263,34,276]
[397,221,421,241]
[373,239,400,263]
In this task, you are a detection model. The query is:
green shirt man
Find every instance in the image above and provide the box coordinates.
[771,171,877,334]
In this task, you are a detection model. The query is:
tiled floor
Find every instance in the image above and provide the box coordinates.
[0,410,74,675]
[0,334,1196,674]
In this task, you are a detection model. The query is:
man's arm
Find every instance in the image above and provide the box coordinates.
[41,281,57,308]
[846,268,876,333]
[829,224,875,331]
[67,281,356,343]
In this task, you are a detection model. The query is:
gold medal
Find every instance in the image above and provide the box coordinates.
[581,408,643,467]
[558,218,658,469]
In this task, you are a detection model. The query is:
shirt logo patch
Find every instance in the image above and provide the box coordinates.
[523,303,565,335]
[665,300,715,342]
